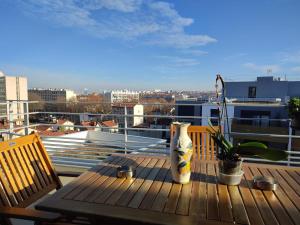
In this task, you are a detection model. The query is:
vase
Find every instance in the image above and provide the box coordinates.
[170,122,193,184]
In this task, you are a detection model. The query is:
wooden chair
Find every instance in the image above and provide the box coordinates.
[0,133,84,225]
[170,125,219,160]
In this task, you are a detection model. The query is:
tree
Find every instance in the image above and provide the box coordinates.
[288,97,300,127]
[28,93,45,112]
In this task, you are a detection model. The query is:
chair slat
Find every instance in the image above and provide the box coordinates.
[0,152,23,203]
[32,142,54,184]
[27,143,50,186]
[0,173,16,206]
[2,151,29,200]
[23,144,47,188]
[14,148,38,193]
[19,146,43,192]
[8,149,33,196]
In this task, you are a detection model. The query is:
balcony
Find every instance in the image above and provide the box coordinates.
[1,100,300,225]
[1,100,299,168]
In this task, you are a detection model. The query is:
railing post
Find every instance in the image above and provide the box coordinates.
[124,105,128,154]
[287,119,292,166]
[24,101,30,135]
[7,101,14,140]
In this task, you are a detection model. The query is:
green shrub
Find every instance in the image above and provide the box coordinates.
[288,97,300,119]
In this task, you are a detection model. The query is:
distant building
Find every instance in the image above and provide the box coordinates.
[77,93,102,103]
[52,119,75,132]
[225,76,300,103]
[104,90,139,103]
[175,99,205,125]
[28,88,76,102]
[112,104,144,128]
[0,71,28,121]
[101,120,119,133]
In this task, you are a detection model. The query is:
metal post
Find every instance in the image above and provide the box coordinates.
[7,101,14,140]
[124,105,128,154]
[287,119,292,166]
[24,101,30,135]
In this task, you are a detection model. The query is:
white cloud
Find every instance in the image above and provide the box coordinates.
[280,50,300,64]
[156,55,200,67]
[243,62,281,73]
[291,66,300,72]
[17,0,216,48]
[80,0,143,12]
[180,49,208,56]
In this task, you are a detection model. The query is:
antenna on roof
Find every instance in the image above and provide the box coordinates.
[267,69,272,75]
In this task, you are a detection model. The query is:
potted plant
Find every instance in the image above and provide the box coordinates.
[208,75,288,185]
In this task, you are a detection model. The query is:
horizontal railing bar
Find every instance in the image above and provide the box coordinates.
[46,146,167,154]
[44,143,167,151]
[231,132,300,139]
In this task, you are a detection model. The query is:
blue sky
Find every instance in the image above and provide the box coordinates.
[0,0,300,92]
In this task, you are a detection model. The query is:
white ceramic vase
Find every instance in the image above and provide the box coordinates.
[170,122,193,184]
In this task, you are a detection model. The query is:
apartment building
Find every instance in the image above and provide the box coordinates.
[104,90,139,103]
[28,88,77,102]
[225,76,300,103]
[0,71,28,121]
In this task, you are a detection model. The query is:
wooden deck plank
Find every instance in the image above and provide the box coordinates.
[64,156,123,200]
[260,168,300,225]
[128,159,165,208]
[151,168,173,212]
[175,160,195,216]
[94,157,145,204]
[238,169,264,225]
[217,183,233,222]
[251,167,293,225]
[139,160,170,210]
[189,160,206,219]
[206,163,219,220]
[286,170,300,186]
[163,182,182,213]
[267,168,300,210]
[116,158,159,207]
[105,157,152,205]
[277,169,300,196]
[83,157,133,202]
[243,166,279,225]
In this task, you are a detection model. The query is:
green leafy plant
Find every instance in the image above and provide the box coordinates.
[208,74,288,162]
[207,121,288,161]
[288,97,300,125]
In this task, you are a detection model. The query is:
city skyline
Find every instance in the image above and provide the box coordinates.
[1,0,300,91]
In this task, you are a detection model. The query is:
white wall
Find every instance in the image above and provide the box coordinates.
[201,103,234,126]
[133,104,144,126]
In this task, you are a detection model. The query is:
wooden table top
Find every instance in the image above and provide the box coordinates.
[36,154,300,225]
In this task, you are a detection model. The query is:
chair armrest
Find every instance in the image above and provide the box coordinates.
[0,206,61,222]
[57,171,82,177]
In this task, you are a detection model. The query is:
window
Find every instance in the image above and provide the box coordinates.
[248,86,256,98]
[210,109,219,126]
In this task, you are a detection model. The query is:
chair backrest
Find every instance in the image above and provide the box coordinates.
[0,133,62,208]
[170,125,219,160]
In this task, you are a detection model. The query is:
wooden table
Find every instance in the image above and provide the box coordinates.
[36,155,300,225]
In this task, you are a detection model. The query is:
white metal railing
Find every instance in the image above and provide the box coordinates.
[1,100,299,168]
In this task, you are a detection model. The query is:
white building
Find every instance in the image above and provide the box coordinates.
[28,88,76,102]
[112,104,144,128]
[0,71,28,121]
[104,90,139,103]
